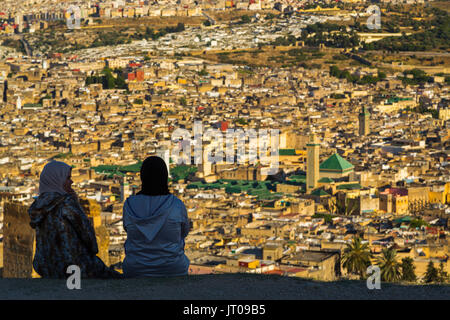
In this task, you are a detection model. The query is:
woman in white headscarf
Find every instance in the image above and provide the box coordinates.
[28,160,121,279]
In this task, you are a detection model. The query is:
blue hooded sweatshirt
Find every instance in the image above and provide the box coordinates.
[122,194,190,277]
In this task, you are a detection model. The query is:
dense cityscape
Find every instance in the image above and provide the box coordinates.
[0,0,449,286]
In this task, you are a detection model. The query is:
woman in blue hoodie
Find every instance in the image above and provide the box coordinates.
[122,156,190,277]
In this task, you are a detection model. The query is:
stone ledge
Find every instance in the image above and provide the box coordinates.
[0,274,449,300]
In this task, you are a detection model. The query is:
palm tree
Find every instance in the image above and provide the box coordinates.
[338,199,359,216]
[342,236,372,279]
[376,247,401,282]
[438,262,449,284]
[327,197,359,216]
[424,261,439,283]
[400,257,417,282]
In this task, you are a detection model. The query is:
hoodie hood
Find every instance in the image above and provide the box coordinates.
[123,194,175,243]
[28,192,67,228]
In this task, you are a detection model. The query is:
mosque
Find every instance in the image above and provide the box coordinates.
[306,133,354,193]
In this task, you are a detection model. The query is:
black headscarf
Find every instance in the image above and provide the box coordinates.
[137,156,170,196]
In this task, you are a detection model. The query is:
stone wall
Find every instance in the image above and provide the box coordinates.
[2,198,111,278]
[0,242,3,276]
[79,198,110,266]
[2,202,37,278]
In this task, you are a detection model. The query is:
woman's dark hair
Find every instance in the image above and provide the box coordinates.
[137,156,170,196]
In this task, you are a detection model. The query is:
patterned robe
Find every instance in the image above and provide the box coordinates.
[28,192,121,279]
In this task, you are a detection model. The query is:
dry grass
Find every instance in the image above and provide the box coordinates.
[199,46,360,69]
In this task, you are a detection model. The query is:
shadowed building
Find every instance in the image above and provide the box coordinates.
[280,250,341,281]
[379,188,409,215]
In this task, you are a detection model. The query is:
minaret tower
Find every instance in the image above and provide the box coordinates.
[359,106,370,136]
[306,132,320,194]
[120,177,130,202]
[16,96,22,110]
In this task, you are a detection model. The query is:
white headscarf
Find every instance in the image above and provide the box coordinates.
[39,160,72,195]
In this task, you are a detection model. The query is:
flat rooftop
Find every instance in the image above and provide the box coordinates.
[289,250,337,263]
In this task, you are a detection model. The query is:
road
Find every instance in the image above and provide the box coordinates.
[20,37,32,57]
[362,50,450,57]
[202,12,216,25]
[5,35,33,57]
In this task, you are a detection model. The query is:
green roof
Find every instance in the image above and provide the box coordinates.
[337,183,362,190]
[311,189,330,197]
[279,149,297,156]
[289,174,306,179]
[387,97,413,104]
[318,177,335,183]
[320,153,354,172]
[288,175,306,183]
[394,216,413,223]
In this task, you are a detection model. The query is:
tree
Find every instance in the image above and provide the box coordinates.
[101,67,116,89]
[115,74,127,90]
[175,23,185,32]
[327,197,358,216]
[198,68,209,76]
[100,74,113,89]
[438,262,448,283]
[240,15,251,24]
[86,76,94,85]
[424,261,439,283]
[400,257,417,282]
[342,236,372,279]
[377,71,387,80]
[225,185,241,194]
[145,27,153,38]
[376,247,401,282]
[409,218,428,229]
[179,97,187,107]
